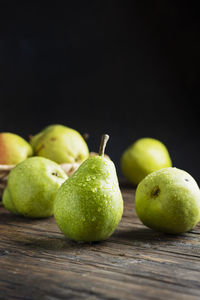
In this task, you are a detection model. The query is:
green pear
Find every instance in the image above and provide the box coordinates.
[2,188,19,214]
[135,167,200,234]
[54,134,123,242]
[0,132,33,165]
[121,138,172,186]
[2,157,68,218]
[30,124,89,164]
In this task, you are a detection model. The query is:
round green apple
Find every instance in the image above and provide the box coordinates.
[0,132,33,165]
[30,124,89,164]
[2,157,68,218]
[121,138,172,186]
[135,167,200,234]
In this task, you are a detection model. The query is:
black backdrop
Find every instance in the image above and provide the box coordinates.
[0,2,200,182]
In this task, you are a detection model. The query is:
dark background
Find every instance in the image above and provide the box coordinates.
[0,1,200,182]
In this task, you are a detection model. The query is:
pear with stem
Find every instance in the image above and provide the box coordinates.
[54,134,123,242]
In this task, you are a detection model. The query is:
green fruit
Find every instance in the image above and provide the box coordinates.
[2,157,68,218]
[135,167,200,234]
[54,134,123,242]
[30,124,89,164]
[0,132,33,165]
[121,138,172,186]
[2,188,19,214]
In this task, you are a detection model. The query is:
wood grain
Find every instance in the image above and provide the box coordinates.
[1,183,200,300]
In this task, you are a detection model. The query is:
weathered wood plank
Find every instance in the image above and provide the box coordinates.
[1,185,200,299]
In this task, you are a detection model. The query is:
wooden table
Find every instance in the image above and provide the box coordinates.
[1,183,200,300]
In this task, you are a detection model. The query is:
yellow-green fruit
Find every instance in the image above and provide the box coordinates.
[2,157,68,218]
[2,188,19,214]
[0,132,33,165]
[30,124,89,164]
[121,138,172,186]
[135,167,200,234]
[54,134,123,242]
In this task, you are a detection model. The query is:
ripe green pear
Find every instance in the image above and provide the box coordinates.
[121,138,172,186]
[54,134,123,242]
[0,132,33,165]
[2,157,68,218]
[135,167,200,234]
[30,124,89,164]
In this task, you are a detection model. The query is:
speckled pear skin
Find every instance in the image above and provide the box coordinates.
[0,132,33,165]
[30,124,89,164]
[121,138,172,186]
[54,156,124,242]
[2,188,19,215]
[2,157,68,218]
[135,167,200,234]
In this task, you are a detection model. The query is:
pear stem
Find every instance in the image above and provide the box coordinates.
[99,134,109,156]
